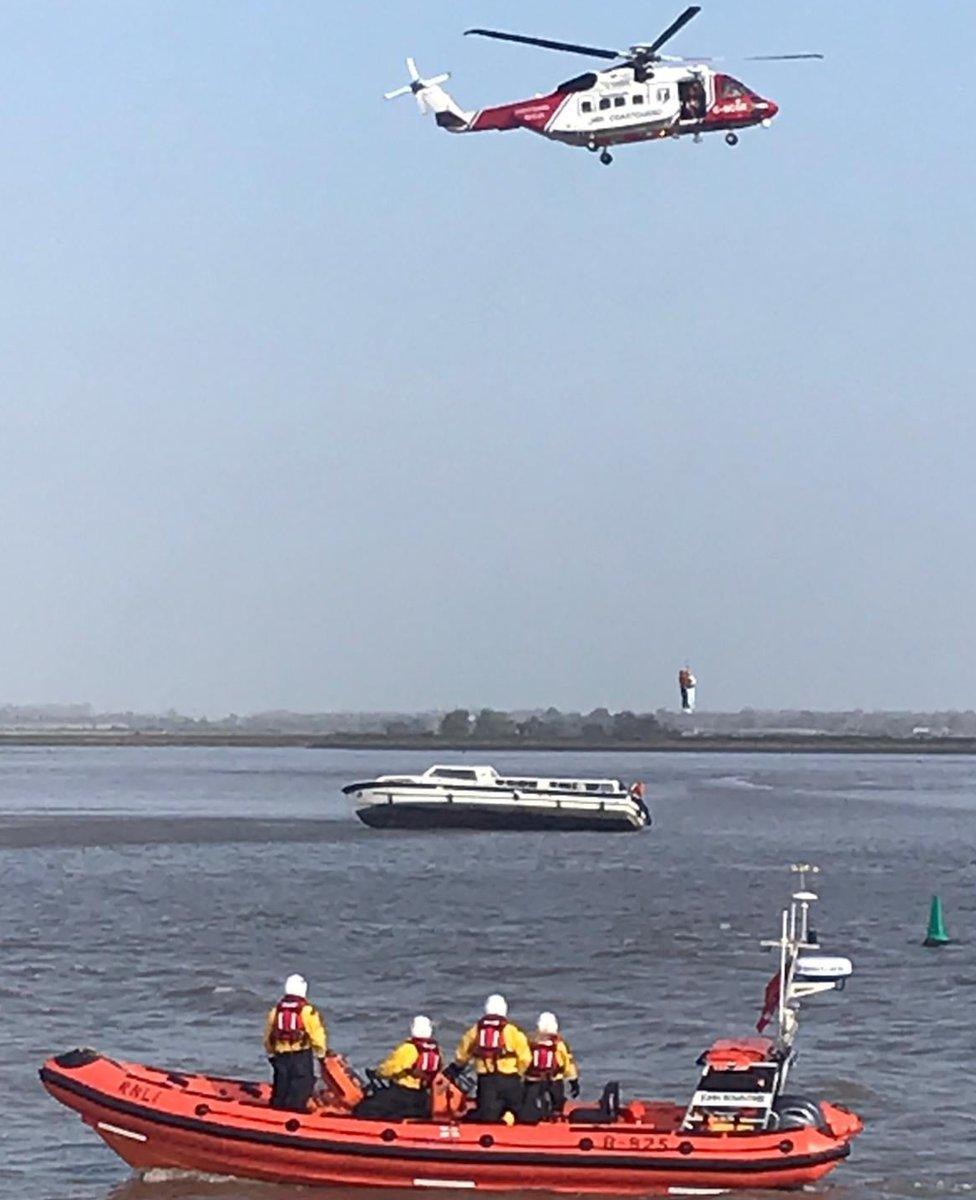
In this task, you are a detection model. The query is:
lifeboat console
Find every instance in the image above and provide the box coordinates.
[39,865,861,1193]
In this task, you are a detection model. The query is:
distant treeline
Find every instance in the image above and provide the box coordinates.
[3,703,976,741]
[396,707,663,743]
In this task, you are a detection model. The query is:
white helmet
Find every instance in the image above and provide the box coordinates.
[484,993,508,1017]
[537,1011,558,1035]
[411,1015,434,1040]
[284,973,308,999]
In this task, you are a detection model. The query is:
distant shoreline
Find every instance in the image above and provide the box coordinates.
[1,731,974,754]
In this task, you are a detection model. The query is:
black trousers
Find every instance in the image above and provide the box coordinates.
[519,1079,566,1124]
[354,1083,431,1120]
[468,1073,524,1123]
[269,1048,315,1112]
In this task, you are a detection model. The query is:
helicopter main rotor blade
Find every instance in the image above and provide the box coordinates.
[641,5,701,58]
[744,53,824,61]
[464,28,622,61]
[672,52,824,65]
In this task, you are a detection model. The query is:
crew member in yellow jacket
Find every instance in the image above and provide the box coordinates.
[263,973,328,1111]
[354,1015,442,1119]
[445,994,531,1122]
[519,1011,580,1123]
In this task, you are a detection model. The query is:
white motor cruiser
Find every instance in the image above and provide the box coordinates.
[342,764,650,832]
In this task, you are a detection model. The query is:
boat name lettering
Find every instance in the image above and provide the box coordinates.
[697,1091,769,1105]
[118,1080,162,1104]
[602,1134,671,1151]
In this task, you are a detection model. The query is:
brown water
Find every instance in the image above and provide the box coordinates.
[1,746,974,1199]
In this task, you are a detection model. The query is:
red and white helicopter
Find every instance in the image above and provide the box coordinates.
[385,6,821,164]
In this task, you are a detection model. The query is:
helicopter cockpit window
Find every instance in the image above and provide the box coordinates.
[720,76,749,98]
[558,71,598,94]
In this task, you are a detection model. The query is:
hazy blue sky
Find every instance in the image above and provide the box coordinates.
[1,1,973,714]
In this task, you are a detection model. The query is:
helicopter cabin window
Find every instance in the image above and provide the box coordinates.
[656,87,671,103]
[632,93,644,105]
[613,95,626,108]
[599,97,611,111]
[580,100,593,114]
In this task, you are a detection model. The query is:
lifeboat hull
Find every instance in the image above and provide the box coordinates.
[40,1052,862,1194]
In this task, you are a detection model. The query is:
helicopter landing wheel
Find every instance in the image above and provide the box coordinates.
[725,132,739,147]
[599,149,613,166]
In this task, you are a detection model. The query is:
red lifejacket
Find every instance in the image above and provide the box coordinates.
[476,1016,508,1059]
[529,1034,560,1080]
[410,1038,442,1083]
[273,995,308,1046]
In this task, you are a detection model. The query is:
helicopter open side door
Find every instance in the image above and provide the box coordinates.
[678,77,708,121]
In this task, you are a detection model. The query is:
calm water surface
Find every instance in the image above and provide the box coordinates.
[1,747,974,1200]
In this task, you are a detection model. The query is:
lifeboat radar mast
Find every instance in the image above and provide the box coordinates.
[761,863,852,1050]
[681,863,854,1134]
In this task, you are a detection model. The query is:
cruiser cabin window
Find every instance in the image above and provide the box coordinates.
[429,768,478,781]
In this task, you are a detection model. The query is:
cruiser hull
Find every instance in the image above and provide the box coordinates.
[356,802,640,832]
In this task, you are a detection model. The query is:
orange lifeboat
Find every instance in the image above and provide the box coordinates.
[39,1044,860,1194]
[38,867,862,1193]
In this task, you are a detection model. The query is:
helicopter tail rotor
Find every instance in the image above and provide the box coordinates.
[384,59,472,129]
[384,58,452,113]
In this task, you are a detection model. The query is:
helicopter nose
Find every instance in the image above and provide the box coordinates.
[759,98,779,119]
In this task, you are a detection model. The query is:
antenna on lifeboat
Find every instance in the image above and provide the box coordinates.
[789,862,820,945]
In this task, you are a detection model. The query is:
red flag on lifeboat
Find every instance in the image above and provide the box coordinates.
[628,781,645,801]
[756,971,781,1033]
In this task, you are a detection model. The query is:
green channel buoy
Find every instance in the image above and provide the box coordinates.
[923,894,951,947]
